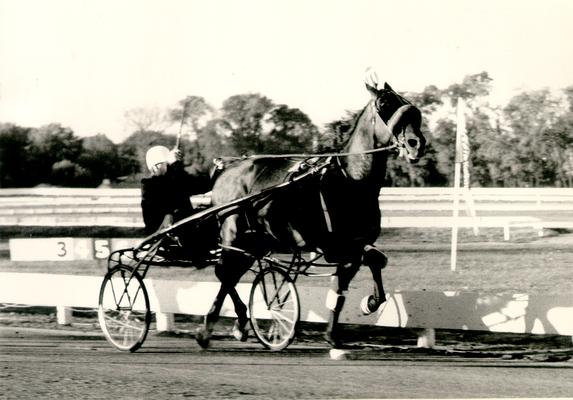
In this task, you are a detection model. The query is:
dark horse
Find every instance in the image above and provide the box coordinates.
[196,79,426,348]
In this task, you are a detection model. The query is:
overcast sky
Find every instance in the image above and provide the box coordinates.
[1,0,572,142]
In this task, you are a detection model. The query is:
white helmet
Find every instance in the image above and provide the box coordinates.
[145,145,171,172]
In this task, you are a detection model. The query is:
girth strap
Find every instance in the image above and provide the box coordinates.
[319,168,333,233]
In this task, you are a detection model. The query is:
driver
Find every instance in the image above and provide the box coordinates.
[141,145,214,263]
[141,145,213,232]
[142,146,189,234]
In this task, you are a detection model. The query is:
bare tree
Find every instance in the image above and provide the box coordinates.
[124,107,170,133]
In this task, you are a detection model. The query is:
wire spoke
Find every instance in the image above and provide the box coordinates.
[270,309,295,329]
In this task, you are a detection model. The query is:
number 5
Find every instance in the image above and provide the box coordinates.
[94,239,110,259]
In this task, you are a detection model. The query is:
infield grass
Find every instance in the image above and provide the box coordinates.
[1,225,571,295]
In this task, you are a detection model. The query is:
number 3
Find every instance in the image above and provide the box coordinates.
[57,241,67,257]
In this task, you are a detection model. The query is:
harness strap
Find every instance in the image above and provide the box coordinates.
[319,168,333,233]
[319,190,333,233]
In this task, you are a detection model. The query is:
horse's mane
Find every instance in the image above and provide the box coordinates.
[319,105,369,153]
[339,105,369,149]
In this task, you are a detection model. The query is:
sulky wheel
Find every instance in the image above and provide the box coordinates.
[98,265,151,352]
[249,265,300,351]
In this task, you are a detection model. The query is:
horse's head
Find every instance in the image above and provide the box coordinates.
[365,81,426,163]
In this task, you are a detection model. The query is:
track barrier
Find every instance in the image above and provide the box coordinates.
[1,272,572,347]
[2,187,572,239]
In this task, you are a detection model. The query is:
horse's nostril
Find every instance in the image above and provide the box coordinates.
[407,139,418,148]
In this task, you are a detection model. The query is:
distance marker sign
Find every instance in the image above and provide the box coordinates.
[9,238,141,261]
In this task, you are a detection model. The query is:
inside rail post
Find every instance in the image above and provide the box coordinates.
[156,312,175,332]
[56,305,73,326]
[417,328,436,348]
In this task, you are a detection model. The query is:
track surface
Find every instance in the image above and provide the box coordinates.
[2,326,573,399]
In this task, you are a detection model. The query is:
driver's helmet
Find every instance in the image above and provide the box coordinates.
[145,145,171,172]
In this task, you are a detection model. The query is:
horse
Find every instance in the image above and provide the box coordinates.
[195,78,426,349]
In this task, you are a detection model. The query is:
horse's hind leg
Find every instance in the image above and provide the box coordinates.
[360,245,388,315]
[196,249,251,349]
[196,281,227,349]
[228,288,249,341]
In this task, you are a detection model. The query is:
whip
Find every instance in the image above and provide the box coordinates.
[175,99,189,150]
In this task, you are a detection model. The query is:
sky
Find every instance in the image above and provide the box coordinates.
[1,0,572,143]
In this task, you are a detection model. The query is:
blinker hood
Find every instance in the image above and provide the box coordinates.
[386,104,422,135]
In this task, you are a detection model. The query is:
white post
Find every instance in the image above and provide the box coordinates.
[155,312,175,332]
[450,98,465,272]
[451,165,461,272]
[56,305,73,326]
[417,328,436,348]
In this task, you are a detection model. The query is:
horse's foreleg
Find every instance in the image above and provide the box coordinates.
[324,262,361,348]
[360,244,388,315]
[324,275,346,348]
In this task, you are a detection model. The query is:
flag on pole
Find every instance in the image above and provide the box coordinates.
[456,98,471,188]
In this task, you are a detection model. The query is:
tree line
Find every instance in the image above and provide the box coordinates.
[1,71,572,188]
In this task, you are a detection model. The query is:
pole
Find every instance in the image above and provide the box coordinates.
[450,98,465,272]
[451,162,461,272]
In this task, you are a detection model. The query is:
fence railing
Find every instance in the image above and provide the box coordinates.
[2,187,572,207]
[1,188,572,237]
[379,187,573,211]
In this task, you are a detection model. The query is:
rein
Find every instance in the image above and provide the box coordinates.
[218,142,399,162]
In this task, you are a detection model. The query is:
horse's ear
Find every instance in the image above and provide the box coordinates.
[365,83,378,97]
[384,82,394,92]
[364,67,379,88]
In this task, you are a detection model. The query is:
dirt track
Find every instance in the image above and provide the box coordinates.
[2,314,573,399]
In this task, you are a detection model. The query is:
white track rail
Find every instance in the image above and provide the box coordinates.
[1,272,572,341]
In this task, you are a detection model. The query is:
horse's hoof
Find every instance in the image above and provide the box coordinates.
[360,295,376,315]
[360,295,387,315]
[329,348,350,360]
[195,328,211,349]
[232,320,248,342]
